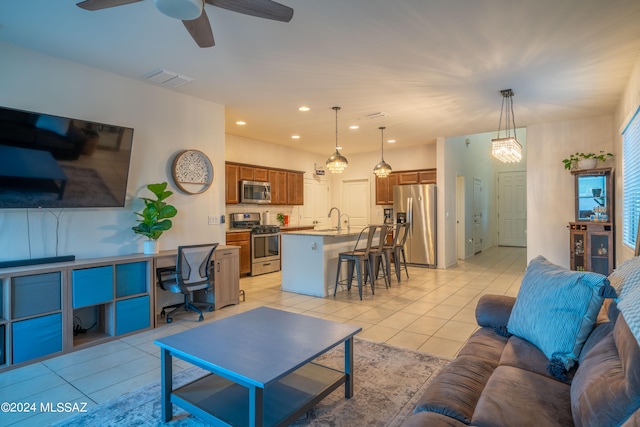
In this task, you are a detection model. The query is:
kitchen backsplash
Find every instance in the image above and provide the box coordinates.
[225,204,300,229]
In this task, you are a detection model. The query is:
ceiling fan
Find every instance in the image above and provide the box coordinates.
[76,0,294,48]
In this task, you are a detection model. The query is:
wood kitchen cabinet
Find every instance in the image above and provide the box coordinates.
[225,163,240,204]
[375,169,435,205]
[375,174,397,205]
[226,231,251,275]
[226,162,304,205]
[287,172,304,205]
[240,166,268,182]
[269,169,288,205]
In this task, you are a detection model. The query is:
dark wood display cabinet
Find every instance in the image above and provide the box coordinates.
[568,167,614,275]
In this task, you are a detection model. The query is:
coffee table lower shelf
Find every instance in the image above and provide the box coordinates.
[172,362,346,426]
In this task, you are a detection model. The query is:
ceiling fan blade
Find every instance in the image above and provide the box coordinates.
[183,10,215,48]
[76,0,143,11]
[206,0,293,22]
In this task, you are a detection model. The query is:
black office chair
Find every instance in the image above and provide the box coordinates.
[156,243,218,323]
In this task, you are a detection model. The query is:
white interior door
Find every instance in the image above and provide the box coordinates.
[341,179,370,229]
[498,171,527,247]
[473,178,483,254]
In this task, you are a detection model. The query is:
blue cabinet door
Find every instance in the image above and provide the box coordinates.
[115,296,150,336]
[115,262,148,298]
[12,313,62,364]
[72,266,114,308]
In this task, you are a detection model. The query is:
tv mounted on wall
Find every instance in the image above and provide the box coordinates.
[0,105,133,209]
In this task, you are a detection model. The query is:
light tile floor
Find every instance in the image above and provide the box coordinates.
[0,246,526,426]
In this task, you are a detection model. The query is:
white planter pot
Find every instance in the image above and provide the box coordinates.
[144,240,159,254]
[577,159,597,170]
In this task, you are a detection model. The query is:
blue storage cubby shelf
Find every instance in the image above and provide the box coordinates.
[115,261,148,298]
[115,296,150,336]
[72,266,114,308]
[0,324,5,365]
[12,313,62,364]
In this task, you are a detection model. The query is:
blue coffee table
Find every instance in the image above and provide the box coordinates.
[154,306,362,427]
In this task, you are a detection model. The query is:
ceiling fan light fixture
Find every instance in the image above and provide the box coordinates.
[154,0,203,20]
[491,89,522,163]
[326,106,348,173]
[373,126,392,178]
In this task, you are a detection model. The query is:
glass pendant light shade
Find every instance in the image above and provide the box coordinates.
[326,106,348,173]
[373,126,392,177]
[491,89,522,163]
[492,137,522,163]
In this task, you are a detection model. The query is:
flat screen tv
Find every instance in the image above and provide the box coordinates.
[0,105,133,209]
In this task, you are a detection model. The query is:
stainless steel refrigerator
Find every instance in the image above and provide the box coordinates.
[393,184,437,267]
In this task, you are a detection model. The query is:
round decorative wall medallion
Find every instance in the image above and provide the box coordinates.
[171,150,213,194]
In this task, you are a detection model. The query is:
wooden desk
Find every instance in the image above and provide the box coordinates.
[154,245,240,326]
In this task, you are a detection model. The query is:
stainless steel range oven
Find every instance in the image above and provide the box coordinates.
[230,213,281,276]
[251,225,281,276]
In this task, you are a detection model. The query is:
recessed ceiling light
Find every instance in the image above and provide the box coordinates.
[387,139,396,143]
[235,121,246,126]
[292,135,301,139]
[298,106,310,112]
[349,125,359,130]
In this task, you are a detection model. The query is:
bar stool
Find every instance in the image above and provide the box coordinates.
[369,223,392,289]
[391,222,410,281]
[334,225,377,300]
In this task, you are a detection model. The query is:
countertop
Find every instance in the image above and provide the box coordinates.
[282,228,362,237]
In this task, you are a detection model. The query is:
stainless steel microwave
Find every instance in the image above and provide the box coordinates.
[241,180,271,204]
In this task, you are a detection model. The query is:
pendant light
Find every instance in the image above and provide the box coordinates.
[491,89,522,163]
[373,126,392,178]
[326,106,348,173]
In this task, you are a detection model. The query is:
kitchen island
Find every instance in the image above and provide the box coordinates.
[281,228,364,297]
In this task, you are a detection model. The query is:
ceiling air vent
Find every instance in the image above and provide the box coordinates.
[366,112,390,119]
[143,69,193,88]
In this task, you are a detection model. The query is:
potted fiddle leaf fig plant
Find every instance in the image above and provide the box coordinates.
[132,182,178,254]
[562,151,613,170]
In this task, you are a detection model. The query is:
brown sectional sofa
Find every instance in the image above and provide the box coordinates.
[401,294,640,426]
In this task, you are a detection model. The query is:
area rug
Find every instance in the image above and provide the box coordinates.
[0,165,120,208]
[55,338,450,427]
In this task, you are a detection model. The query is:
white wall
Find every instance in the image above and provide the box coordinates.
[0,42,226,261]
[526,116,613,268]
[614,53,640,264]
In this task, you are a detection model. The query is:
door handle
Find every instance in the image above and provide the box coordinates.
[217,262,220,272]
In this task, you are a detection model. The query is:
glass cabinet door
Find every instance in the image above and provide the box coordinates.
[571,230,586,271]
[573,168,612,222]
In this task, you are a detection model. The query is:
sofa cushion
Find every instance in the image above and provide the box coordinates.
[498,335,574,383]
[414,355,497,424]
[507,255,613,376]
[471,366,573,427]
[402,411,467,427]
[456,327,508,364]
[571,315,640,427]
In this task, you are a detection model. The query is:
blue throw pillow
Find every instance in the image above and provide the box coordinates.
[507,256,614,379]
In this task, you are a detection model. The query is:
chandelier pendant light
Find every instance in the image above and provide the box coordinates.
[373,126,392,178]
[491,89,522,163]
[326,106,348,173]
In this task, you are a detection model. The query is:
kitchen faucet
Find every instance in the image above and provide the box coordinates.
[328,207,341,231]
